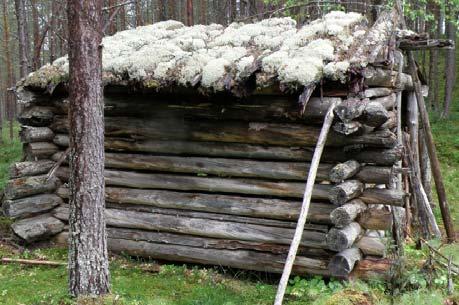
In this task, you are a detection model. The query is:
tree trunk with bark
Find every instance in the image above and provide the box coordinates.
[2,0,15,140]
[187,0,193,25]
[67,0,110,297]
[442,14,456,118]
[14,0,30,78]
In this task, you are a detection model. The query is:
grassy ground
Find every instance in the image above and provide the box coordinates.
[0,76,459,304]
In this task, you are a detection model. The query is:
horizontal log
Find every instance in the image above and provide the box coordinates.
[349,257,391,280]
[53,206,328,249]
[9,160,55,178]
[50,116,398,148]
[55,96,343,124]
[3,175,60,200]
[354,236,386,257]
[11,214,65,242]
[329,248,362,278]
[20,126,54,143]
[56,167,332,199]
[398,38,455,50]
[360,188,406,206]
[18,106,55,127]
[56,186,334,223]
[329,160,361,183]
[355,166,392,185]
[54,136,403,165]
[329,180,364,205]
[364,68,413,90]
[358,205,394,230]
[2,194,63,219]
[372,93,396,110]
[51,151,391,184]
[330,199,367,228]
[53,231,331,276]
[55,167,402,204]
[25,142,59,160]
[363,88,393,98]
[326,222,362,252]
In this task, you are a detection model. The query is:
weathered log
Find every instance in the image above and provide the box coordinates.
[56,186,334,223]
[329,248,362,278]
[355,166,392,185]
[2,194,63,219]
[53,206,328,248]
[398,38,455,50]
[50,116,398,148]
[3,175,60,200]
[25,142,59,160]
[329,160,361,183]
[55,227,333,258]
[51,151,390,184]
[55,167,401,204]
[56,95,344,124]
[359,188,406,206]
[11,214,65,242]
[349,257,391,280]
[53,135,403,165]
[326,222,362,252]
[53,231,331,276]
[357,205,393,230]
[17,106,55,126]
[56,167,332,199]
[334,98,367,122]
[361,102,391,128]
[364,67,413,90]
[329,180,364,205]
[363,88,393,98]
[334,99,390,128]
[379,111,397,130]
[372,93,396,110]
[332,121,364,135]
[9,160,55,178]
[330,199,367,228]
[354,236,386,256]
[20,126,54,143]
[104,201,329,231]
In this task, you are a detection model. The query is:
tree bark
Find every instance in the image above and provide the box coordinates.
[187,0,193,25]
[14,0,30,78]
[67,0,110,296]
[442,16,456,118]
[2,0,15,140]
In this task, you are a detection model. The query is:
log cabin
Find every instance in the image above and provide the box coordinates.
[3,9,443,279]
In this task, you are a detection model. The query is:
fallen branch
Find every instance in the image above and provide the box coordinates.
[1,258,66,267]
[46,147,70,182]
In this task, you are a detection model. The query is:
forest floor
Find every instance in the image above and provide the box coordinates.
[0,90,459,305]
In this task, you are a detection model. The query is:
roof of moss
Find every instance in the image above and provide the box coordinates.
[20,11,393,94]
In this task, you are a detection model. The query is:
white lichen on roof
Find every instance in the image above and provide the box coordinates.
[22,11,370,92]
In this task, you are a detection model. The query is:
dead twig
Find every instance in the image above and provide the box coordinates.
[1,258,66,267]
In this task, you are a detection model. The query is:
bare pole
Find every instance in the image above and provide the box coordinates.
[394,0,455,242]
[274,100,338,305]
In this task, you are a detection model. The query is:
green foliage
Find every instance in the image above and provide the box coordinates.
[0,123,21,191]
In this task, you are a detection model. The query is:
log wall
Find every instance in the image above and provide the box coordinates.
[3,72,407,279]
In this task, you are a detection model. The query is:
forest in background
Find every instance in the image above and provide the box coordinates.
[0,0,457,138]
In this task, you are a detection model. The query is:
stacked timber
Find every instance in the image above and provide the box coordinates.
[3,80,405,279]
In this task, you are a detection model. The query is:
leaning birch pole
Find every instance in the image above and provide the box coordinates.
[394,0,455,242]
[274,101,338,305]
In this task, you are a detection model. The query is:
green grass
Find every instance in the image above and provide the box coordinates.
[0,123,21,190]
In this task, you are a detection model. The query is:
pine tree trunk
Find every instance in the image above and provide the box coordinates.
[2,0,15,140]
[135,0,143,26]
[442,16,456,118]
[108,0,117,35]
[49,0,57,62]
[14,0,30,78]
[200,0,207,24]
[67,0,110,297]
[119,2,126,30]
[432,6,442,111]
[187,0,193,25]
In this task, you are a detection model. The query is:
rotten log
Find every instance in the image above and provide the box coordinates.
[349,257,391,280]
[329,160,361,183]
[2,194,63,219]
[11,214,65,242]
[357,205,394,230]
[326,222,362,252]
[53,206,328,249]
[20,126,54,143]
[56,186,334,223]
[3,175,60,200]
[328,180,364,205]
[330,199,367,228]
[53,135,403,165]
[9,160,55,178]
[50,116,398,148]
[329,248,362,278]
